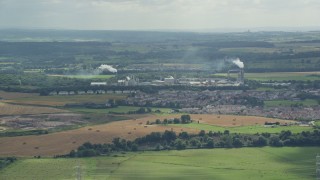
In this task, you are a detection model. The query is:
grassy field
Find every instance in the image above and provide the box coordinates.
[0,102,67,115]
[49,74,115,79]
[171,122,313,134]
[264,99,319,107]
[4,94,126,107]
[216,72,320,81]
[0,147,317,180]
[67,106,173,114]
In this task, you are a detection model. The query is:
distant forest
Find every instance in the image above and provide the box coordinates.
[0,30,320,73]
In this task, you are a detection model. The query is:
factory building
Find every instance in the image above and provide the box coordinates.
[117,75,139,86]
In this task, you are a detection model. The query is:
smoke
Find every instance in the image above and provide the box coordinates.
[97,64,117,73]
[232,58,244,68]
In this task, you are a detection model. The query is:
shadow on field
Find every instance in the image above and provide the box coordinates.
[257,147,317,179]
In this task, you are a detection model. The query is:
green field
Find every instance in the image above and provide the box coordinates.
[216,72,320,81]
[68,106,173,114]
[171,122,313,134]
[265,99,319,107]
[1,147,318,180]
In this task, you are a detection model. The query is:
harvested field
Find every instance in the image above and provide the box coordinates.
[0,102,67,116]
[0,114,197,156]
[189,114,296,127]
[0,114,296,157]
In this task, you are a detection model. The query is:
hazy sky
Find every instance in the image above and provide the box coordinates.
[0,0,319,31]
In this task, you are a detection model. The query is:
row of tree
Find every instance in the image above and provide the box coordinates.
[59,129,320,158]
[147,115,192,125]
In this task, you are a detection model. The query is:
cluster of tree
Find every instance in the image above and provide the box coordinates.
[295,80,320,89]
[127,107,152,114]
[108,107,153,115]
[64,103,107,109]
[297,93,320,104]
[0,157,17,169]
[0,129,48,137]
[233,96,264,107]
[147,115,192,125]
[0,72,90,89]
[61,129,320,158]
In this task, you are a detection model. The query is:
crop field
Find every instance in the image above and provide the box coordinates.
[0,114,199,156]
[4,94,126,107]
[216,71,320,81]
[0,147,318,180]
[170,114,311,134]
[172,122,312,134]
[0,102,67,116]
[188,114,295,127]
[0,114,306,156]
[264,99,319,107]
[48,74,115,79]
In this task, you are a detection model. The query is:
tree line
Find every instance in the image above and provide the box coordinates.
[57,129,320,158]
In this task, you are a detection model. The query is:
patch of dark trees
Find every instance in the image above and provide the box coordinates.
[0,129,48,137]
[147,115,192,125]
[0,157,17,169]
[193,41,274,48]
[57,129,320,158]
[110,107,153,115]
[233,96,264,107]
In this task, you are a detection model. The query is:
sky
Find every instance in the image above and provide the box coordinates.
[0,0,319,31]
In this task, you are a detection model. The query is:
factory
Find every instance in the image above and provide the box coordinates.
[117,75,139,86]
[91,58,245,87]
[115,73,244,87]
[227,68,245,85]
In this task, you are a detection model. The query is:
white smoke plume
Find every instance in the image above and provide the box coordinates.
[232,58,244,68]
[97,64,117,73]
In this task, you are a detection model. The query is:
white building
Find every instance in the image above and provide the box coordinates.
[90,82,107,86]
[164,76,175,85]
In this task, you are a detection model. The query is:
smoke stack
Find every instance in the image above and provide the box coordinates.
[238,69,244,84]
[97,64,117,73]
[232,58,244,69]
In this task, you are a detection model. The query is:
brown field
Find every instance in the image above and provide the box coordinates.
[0,102,67,116]
[3,94,127,107]
[0,91,38,99]
[191,114,296,127]
[0,114,293,157]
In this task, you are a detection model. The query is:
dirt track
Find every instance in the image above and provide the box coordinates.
[0,114,293,157]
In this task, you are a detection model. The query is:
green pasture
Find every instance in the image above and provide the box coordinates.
[1,147,318,180]
[68,106,173,114]
[216,72,320,81]
[264,99,319,107]
[171,122,313,134]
